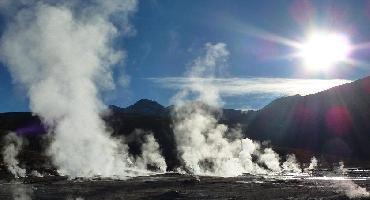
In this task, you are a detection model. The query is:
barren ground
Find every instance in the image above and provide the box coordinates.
[1,172,370,200]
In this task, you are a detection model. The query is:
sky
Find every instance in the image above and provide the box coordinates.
[1,0,370,112]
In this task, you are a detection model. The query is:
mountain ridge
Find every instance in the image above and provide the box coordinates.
[0,76,369,173]
[246,76,370,161]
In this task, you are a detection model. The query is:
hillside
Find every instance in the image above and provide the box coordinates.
[246,76,370,161]
[0,76,370,174]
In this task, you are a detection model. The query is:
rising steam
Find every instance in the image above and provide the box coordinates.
[332,161,370,199]
[0,0,137,178]
[304,156,318,174]
[133,132,167,172]
[334,180,370,199]
[2,132,26,178]
[281,154,301,174]
[1,6,367,200]
[171,43,310,176]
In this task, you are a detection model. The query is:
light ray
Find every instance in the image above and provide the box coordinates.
[222,16,370,72]
[220,16,301,48]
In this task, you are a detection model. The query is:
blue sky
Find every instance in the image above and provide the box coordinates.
[1,0,370,112]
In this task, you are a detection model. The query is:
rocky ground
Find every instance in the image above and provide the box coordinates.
[1,172,370,200]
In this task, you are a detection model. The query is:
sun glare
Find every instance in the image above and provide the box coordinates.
[299,32,351,71]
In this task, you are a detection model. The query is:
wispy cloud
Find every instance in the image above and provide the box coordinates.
[148,77,352,97]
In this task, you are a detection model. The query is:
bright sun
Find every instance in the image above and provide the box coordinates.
[299,32,351,71]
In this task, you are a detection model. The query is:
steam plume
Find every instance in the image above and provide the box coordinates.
[334,180,370,199]
[134,133,167,172]
[332,161,370,199]
[281,154,301,174]
[257,148,281,172]
[304,156,318,174]
[2,132,26,178]
[171,43,306,176]
[0,1,137,178]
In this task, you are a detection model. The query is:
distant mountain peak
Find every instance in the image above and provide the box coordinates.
[125,99,165,116]
[134,99,163,106]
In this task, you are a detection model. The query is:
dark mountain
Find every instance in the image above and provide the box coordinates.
[246,76,370,162]
[0,76,370,174]
[109,99,167,116]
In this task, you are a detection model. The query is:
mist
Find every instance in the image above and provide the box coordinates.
[0,0,138,178]
[170,43,314,176]
[333,162,370,199]
[334,180,370,199]
[2,132,26,178]
[133,132,167,173]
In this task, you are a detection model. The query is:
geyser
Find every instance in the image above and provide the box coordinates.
[0,0,137,178]
[2,132,26,178]
[171,43,309,176]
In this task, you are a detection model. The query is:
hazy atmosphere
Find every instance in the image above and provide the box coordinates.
[0,1,370,199]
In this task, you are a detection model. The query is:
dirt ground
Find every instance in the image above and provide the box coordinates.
[0,173,369,200]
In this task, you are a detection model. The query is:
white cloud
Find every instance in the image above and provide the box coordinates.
[148,77,351,97]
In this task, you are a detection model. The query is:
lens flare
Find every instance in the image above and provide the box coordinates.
[299,32,351,71]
